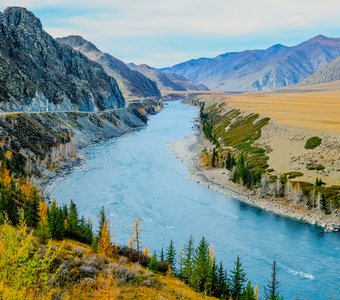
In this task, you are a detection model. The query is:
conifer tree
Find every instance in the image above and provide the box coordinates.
[67,200,79,237]
[24,196,40,227]
[243,281,256,300]
[265,260,280,300]
[182,235,195,283]
[230,256,247,300]
[160,247,165,263]
[205,258,218,296]
[148,253,159,272]
[217,261,229,299]
[48,200,64,240]
[190,237,210,293]
[166,239,176,272]
[98,222,111,256]
[98,206,107,237]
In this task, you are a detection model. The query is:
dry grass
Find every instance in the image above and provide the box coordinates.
[52,239,216,300]
[193,87,340,186]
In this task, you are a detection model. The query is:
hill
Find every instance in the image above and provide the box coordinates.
[128,63,209,91]
[161,35,340,92]
[57,35,161,99]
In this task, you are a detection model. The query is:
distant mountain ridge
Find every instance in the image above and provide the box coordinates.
[0,7,125,112]
[300,56,340,86]
[128,63,209,91]
[57,35,161,98]
[161,35,340,91]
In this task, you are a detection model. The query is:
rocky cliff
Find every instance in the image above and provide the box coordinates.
[161,35,340,91]
[57,35,161,99]
[0,7,125,112]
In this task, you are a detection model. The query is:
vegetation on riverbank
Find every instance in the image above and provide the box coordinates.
[198,101,339,219]
[0,155,285,299]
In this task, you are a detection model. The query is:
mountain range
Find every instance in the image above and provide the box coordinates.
[128,63,209,91]
[0,7,125,112]
[161,35,340,91]
[57,35,161,98]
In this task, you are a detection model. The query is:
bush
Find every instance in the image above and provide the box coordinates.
[305,136,322,149]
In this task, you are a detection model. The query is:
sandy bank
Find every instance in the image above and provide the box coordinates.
[170,131,340,232]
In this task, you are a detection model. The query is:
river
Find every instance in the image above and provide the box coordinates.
[49,101,340,299]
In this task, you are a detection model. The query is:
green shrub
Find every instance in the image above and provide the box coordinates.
[305,136,322,149]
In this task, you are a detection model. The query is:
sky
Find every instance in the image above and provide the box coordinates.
[1,0,340,68]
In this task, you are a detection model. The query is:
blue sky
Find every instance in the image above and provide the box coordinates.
[1,0,339,67]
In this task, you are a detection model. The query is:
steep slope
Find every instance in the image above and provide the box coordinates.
[57,35,161,98]
[300,56,340,86]
[162,35,340,91]
[0,7,124,112]
[128,63,209,91]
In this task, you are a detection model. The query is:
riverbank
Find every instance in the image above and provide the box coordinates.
[36,98,163,197]
[170,129,340,232]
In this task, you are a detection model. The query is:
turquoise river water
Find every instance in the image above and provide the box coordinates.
[50,101,339,299]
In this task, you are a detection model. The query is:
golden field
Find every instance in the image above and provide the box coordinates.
[191,83,340,186]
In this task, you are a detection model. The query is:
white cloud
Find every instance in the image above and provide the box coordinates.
[1,0,340,66]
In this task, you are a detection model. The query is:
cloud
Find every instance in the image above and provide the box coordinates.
[1,0,340,66]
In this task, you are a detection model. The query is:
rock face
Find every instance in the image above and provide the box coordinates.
[127,63,209,91]
[57,35,161,98]
[0,7,125,112]
[300,56,340,86]
[161,35,340,91]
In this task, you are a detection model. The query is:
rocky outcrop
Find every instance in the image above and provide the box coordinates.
[300,56,340,86]
[0,7,125,112]
[128,63,209,91]
[161,35,340,91]
[57,35,161,98]
[0,98,163,179]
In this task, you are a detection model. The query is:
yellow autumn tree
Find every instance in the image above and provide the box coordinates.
[0,217,58,300]
[98,222,111,256]
[143,246,150,257]
[2,168,11,189]
[129,217,141,252]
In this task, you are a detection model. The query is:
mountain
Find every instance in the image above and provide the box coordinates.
[300,56,340,86]
[56,36,161,99]
[128,63,209,91]
[161,35,340,91]
[0,7,125,112]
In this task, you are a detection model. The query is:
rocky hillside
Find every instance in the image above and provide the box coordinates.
[128,63,209,91]
[57,35,161,99]
[0,7,124,112]
[161,35,340,91]
[300,56,340,86]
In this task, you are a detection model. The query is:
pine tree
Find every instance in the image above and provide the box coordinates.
[217,261,229,299]
[160,247,165,262]
[24,196,40,228]
[98,206,106,237]
[182,235,195,283]
[205,258,218,296]
[166,239,176,272]
[230,256,247,300]
[48,200,64,240]
[190,237,210,293]
[148,253,159,272]
[0,190,18,225]
[67,199,79,237]
[98,222,111,256]
[265,260,280,300]
[243,281,256,300]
